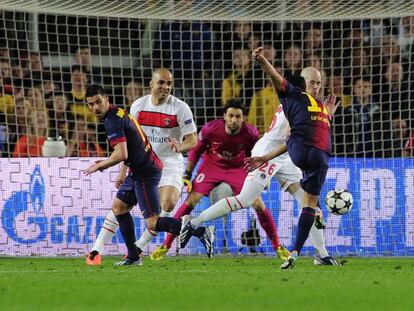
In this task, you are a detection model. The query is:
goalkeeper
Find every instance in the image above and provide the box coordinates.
[151,99,289,260]
[86,68,198,265]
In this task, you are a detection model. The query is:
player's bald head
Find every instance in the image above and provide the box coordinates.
[301,67,321,81]
[152,68,173,81]
[301,67,322,97]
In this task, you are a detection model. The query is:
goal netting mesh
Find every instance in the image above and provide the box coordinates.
[1,1,414,257]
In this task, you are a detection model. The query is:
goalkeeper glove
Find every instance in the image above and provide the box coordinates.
[182,171,192,192]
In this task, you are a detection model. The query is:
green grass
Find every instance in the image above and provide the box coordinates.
[0,256,413,311]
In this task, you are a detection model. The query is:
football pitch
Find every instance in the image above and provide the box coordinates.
[0,256,413,311]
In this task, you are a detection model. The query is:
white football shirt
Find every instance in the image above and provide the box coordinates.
[252,105,289,156]
[130,94,197,167]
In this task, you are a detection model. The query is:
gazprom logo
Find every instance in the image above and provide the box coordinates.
[2,165,47,243]
[0,164,138,246]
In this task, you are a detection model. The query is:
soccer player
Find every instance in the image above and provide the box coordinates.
[83,84,200,265]
[180,48,339,269]
[86,69,197,265]
[151,99,289,260]
[251,47,339,269]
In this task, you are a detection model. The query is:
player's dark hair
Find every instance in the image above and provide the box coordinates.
[288,75,306,91]
[223,99,246,115]
[86,84,106,98]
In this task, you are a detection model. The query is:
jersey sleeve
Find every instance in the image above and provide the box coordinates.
[177,102,197,137]
[278,79,297,98]
[129,99,140,119]
[187,123,209,163]
[105,112,126,148]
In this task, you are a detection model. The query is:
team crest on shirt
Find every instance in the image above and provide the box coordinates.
[164,118,171,126]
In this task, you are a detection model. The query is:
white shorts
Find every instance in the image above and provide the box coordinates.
[159,162,184,192]
[249,141,302,192]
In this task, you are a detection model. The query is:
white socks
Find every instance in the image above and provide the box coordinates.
[135,210,171,249]
[92,210,118,253]
[309,225,329,258]
[190,198,232,227]
[191,179,264,228]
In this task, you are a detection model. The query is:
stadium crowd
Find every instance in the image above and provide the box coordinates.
[1,17,414,158]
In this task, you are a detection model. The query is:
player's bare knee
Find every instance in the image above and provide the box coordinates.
[145,215,159,231]
[302,191,319,208]
[160,200,176,213]
[251,197,266,212]
[111,198,130,215]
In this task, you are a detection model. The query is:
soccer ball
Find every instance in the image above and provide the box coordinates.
[325,188,353,215]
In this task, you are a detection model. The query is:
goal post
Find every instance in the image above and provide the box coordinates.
[0,1,414,257]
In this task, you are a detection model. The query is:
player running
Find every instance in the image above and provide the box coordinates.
[83,84,201,266]
[86,69,198,265]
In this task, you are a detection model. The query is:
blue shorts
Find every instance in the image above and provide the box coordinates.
[116,172,161,219]
[287,139,329,196]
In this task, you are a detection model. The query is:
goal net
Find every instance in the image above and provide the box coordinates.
[1,1,414,257]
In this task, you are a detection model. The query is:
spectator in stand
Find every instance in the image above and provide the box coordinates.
[66,65,96,123]
[0,76,15,121]
[380,35,401,63]
[21,51,44,87]
[74,46,102,84]
[158,20,214,125]
[8,98,31,154]
[380,61,410,123]
[158,20,213,83]
[221,48,257,113]
[233,21,252,47]
[327,73,352,108]
[363,18,393,47]
[42,72,59,101]
[303,24,329,59]
[26,87,45,109]
[334,77,382,157]
[0,111,7,157]
[247,33,262,52]
[0,58,13,95]
[12,107,49,157]
[67,117,105,157]
[123,80,144,111]
[248,69,281,136]
[397,16,414,60]
[385,118,411,157]
[283,43,302,79]
[46,92,75,142]
[262,42,277,63]
[252,42,277,72]
[0,46,9,59]
[222,22,252,61]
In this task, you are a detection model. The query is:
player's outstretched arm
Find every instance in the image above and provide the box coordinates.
[244,144,288,172]
[84,142,128,176]
[324,93,340,117]
[253,47,284,92]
